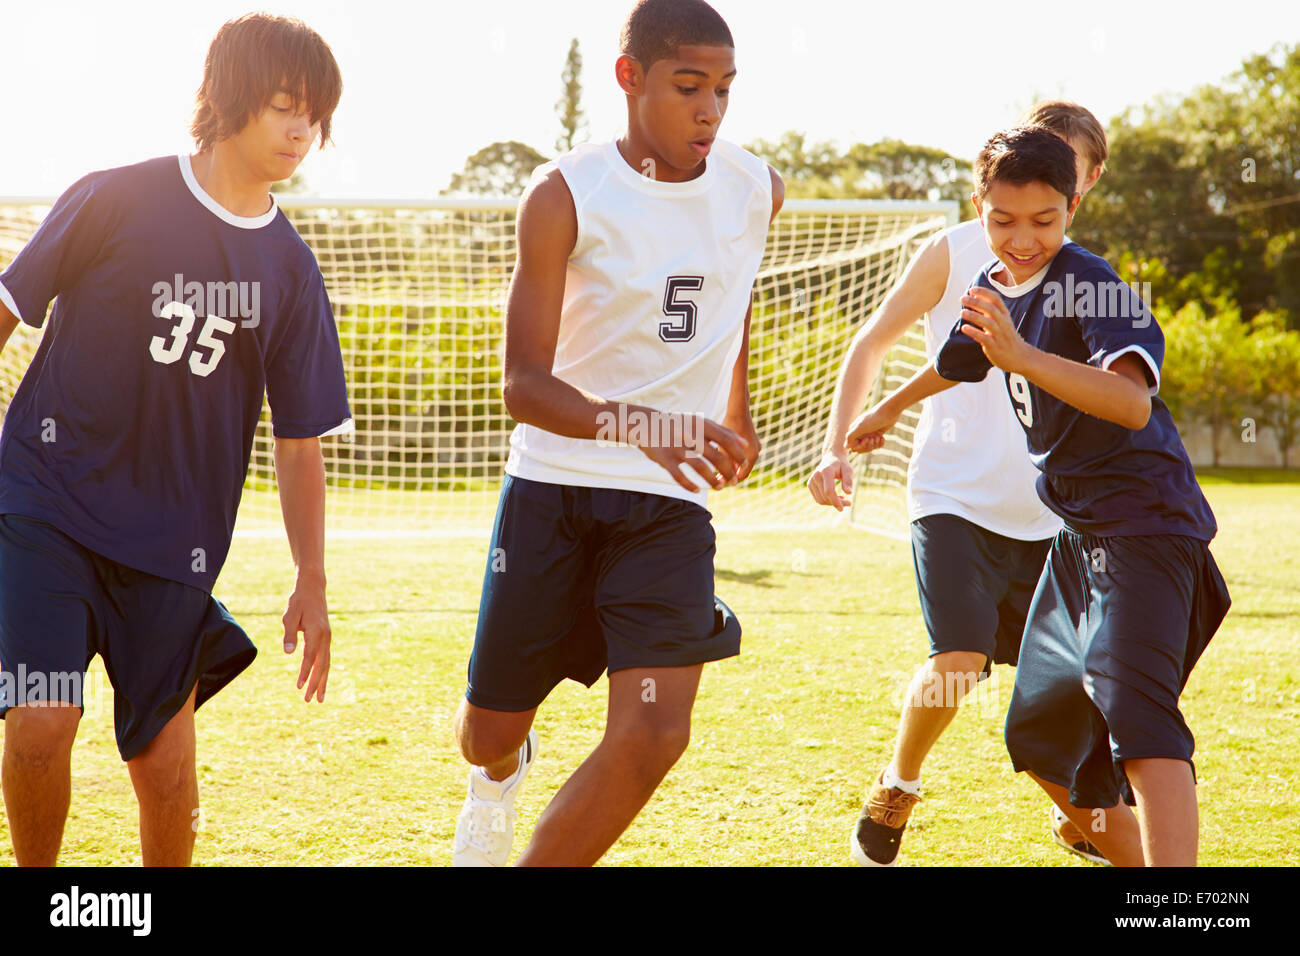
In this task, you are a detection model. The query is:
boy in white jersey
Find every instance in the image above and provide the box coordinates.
[451,0,784,867]
[808,103,1111,866]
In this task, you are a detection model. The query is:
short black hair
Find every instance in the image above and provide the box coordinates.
[974,126,1078,202]
[620,0,734,73]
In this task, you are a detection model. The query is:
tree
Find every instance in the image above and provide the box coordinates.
[844,139,972,207]
[442,141,550,197]
[1160,300,1254,465]
[555,38,587,153]
[1070,43,1300,325]
[745,131,851,197]
[746,132,971,211]
[1243,313,1300,468]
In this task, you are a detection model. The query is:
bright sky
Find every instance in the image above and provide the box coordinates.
[3,0,1294,199]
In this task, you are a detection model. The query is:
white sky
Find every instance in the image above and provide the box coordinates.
[3,0,1295,198]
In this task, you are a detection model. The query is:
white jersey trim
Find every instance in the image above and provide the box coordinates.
[317,417,355,438]
[1099,344,1161,396]
[603,139,718,197]
[987,261,1050,297]
[0,280,26,327]
[178,155,279,230]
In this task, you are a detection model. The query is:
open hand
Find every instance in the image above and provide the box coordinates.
[282,574,331,703]
[807,448,855,511]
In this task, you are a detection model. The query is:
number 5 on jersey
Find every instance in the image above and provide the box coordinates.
[660,276,703,343]
[150,301,235,378]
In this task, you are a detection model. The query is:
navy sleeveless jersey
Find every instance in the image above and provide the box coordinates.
[935,241,1216,541]
[0,155,351,592]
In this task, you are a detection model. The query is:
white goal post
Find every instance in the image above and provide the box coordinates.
[0,195,957,539]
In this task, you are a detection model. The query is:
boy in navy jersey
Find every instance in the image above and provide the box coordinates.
[0,14,349,866]
[812,102,1112,867]
[451,0,784,866]
[848,126,1229,865]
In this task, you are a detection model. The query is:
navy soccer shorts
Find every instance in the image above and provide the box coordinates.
[1005,528,1231,808]
[910,514,1053,671]
[0,514,257,760]
[465,475,742,712]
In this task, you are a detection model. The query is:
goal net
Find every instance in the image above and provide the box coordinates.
[0,195,955,539]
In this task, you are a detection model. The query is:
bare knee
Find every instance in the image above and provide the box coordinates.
[3,706,80,769]
[920,651,986,704]
[128,730,195,803]
[455,699,532,767]
[928,650,987,678]
[605,716,692,777]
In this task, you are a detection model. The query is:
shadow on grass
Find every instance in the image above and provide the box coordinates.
[236,606,479,616]
[716,568,777,588]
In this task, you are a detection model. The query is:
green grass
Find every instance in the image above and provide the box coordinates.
[1193,467,1300,484]
[1,480,1296,866]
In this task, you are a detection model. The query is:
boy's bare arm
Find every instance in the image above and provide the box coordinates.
[719,167,786,484]
[808,231,949,509]
[845,362,959,453]
[720,297,759,481]
[823,232,949,456]
[502,169,748,493]
[0,300,19,354]
[274,435,331,703]
[960,287,1152,430]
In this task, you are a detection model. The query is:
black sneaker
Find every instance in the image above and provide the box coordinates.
[850,771,921,866]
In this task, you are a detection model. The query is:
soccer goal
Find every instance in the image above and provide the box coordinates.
[0,195,955,539]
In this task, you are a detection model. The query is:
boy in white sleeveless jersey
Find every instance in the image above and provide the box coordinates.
[809,103,1112,866]
[451,0,784,867]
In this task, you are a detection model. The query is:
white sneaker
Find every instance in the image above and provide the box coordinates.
[452,729,538,867]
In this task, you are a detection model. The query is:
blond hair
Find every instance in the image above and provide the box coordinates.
[1018,101,1108,175]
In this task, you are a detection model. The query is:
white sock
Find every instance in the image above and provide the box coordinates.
[477,739,527,787]
[882,765,921,795]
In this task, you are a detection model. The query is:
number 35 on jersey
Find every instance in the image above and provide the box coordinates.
[149,301,235,378]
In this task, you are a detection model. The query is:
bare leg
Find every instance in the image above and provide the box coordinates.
[891,651,987,780]
[1124,757,1197,866]
[516,665,702,866]
[127,686,199,867]
[1026,769,1145,866]
[454,699,537,780]
[2,704,81,866]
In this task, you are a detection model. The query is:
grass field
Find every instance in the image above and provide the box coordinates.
[1,475,1297,866]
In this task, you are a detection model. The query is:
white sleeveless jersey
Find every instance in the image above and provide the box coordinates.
[907,218,1062,540]
[506,138,773,504]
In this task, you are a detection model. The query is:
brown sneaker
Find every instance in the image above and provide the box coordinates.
[850,771,921,866]
[1051,805,1110,865]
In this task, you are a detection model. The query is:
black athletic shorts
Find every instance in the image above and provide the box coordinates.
[464,476,741,712]
[0,514,256,760]
[910,513,1053,670]
[1005,528,1231,808]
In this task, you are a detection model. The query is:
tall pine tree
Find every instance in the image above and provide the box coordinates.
[555,38,587,153]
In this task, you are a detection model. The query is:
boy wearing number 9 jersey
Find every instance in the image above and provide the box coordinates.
[451,0,784,866]
[0,14,350,866]
[848,126,1230,865]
